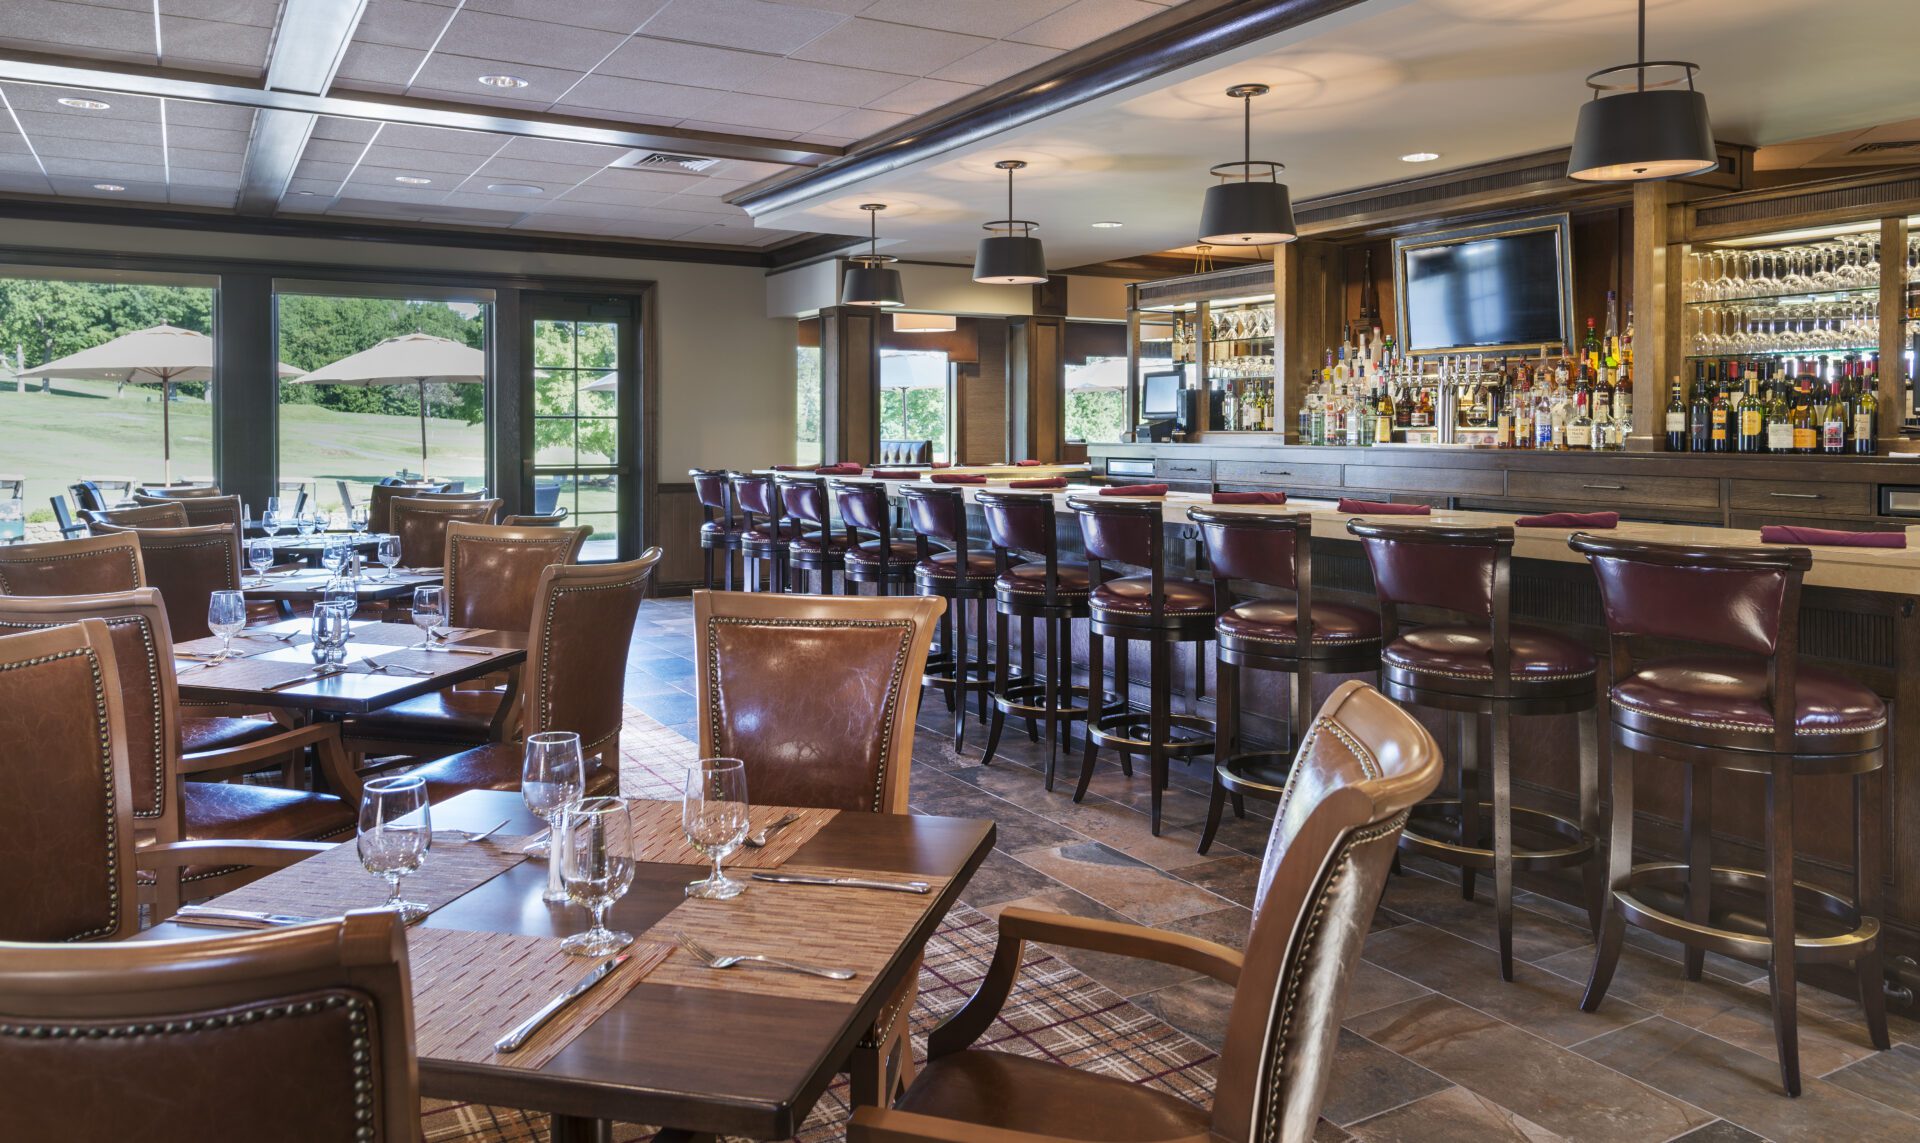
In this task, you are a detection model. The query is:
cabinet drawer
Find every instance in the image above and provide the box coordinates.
[1345,466,1505,497]
[1154,458,1214,481]
[1727,478,1874,516]
[1215,460,1344,488]
[1507,470,1719,508]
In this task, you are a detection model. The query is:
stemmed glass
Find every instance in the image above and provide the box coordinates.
[375,535,401,581]
[357,775,432,923]
[321,583,359,623]
[295,509,319,538]
[559,797,635,957]
[411,585,448,650]
[206,590,245,663]
[320,536,350,581]
[523,731,585,905]
[260,507,281,538]
[683,758,749,900]
[246,538,274,582]
[350,505,371,534]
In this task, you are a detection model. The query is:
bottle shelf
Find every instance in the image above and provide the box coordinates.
[1685,285,1879,307]
[1686,346,1880,359]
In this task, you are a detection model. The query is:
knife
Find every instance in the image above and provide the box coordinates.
[264,666,343,692]
[494,953,631,1054]
[173,905,326,928]
[750,872,931,894]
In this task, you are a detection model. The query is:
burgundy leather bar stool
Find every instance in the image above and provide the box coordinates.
[729,471,794,593]
[835,479,917,596]
[777,474,848,594]
[1189,508,1383,855]
[902,485,998,751]
[691,467,741,591]
[1569,534,1888,1096]
[1347,520,1602,981]
[1068,496,1217,836]
[976,490,1109,784]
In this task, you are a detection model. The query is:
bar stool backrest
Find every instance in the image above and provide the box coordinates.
[775,475,831,530]
[730,472,779,525]
[1069,496,1159,570]
[902,486,968,552]
[833,480,891,537]
[1189,508,1306,590]
[689,468,734,523]
[977,491,1057,560]
[1570,533,1804,657]
[1348,521,1509,621]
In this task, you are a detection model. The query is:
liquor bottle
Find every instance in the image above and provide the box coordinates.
[1514,371,1535,449]
[1821,374,1849,453]
[1764,366,1794,454]
[1567,377,1594,450]
[1394,379,1413,429]
[1603,291,1621,383]
[1735,365,1765,452]
[1665,377,1687,451]
[1535,379,1556,450]
[1375,387,1394,445]
[1853,357,1880,454]
[1583,316,1601,377]
[1708,365,1731,452]
[1412,384,1434,429]
[1495,374,1515,448]
[1615,314,1633,438]
[1688,365,1711,452]
[1791,375,1818,454]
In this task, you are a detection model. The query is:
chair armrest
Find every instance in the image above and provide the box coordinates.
[925,906,1242,1060]
[139,839,331,873]
[850,1108,1211,1143]
[180,721,363,803]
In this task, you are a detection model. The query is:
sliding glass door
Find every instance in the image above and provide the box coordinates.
[528,295,641,561]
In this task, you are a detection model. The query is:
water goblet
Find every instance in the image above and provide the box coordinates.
[411,585,448,650]
[321,582,359,623]
[523,731,585,904]
[350,505,370,533]
[260,508,281,538]
[358,775,432,923]
[320,536,350,580]
[206,589,246,662]
[246,538,274,581]
[559,797,636,957]
[683,758,749,900]
[375,535,401,581]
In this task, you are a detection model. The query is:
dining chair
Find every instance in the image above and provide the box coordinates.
[0,909,418,1142]
[134,483,223,498]
[389,496,503,569]
[84,524,242,641]
[367,479,450,534]
[849,680,1443,1143]
[502,509,571,526]
[693,589,944,1106]
[68,480,110,514]
[48,494,89,539]
[0,532,144,596]
[133,491,243,535]
[443,520,590,632]
[86,500,188,529]
[352,551,662,792]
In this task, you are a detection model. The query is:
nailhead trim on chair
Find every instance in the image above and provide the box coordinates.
[1385,659,1593,683]
[1222,628,1376,646]
[1611,694,1886,736]
[536,575,651,752]
[0,545,142,595]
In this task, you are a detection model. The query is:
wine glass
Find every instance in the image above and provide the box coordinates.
[260,507,281,538]
[357,775,432,923]
[320,536,350,580]
[321,582,359,623]
[311,602,349,668]
[411,585,447,650]
[295,509,318,538]
[559,798,636,957]
[683,758,749,900]
[246,538,274,581]
[206,590,245,662]
[375,535,401,581]
[523,731,585,904]
[350,505,371,534]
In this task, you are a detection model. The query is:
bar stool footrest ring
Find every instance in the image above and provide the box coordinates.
[1089,710,1214,757]
[1612,862,1880,965]
[1400,799,1596,871]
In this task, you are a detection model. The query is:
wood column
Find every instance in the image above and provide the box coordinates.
[211,271,278,510]
[488,287,527,518]
[820,305,878,466]
[1009,315,1065,463]
[1275,239,1341,443]
[1631,179,1677,450]
[1881,215,1909,452]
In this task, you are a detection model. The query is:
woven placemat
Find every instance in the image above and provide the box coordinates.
[642,865,949,1004]
[620,799,837,870]
[209,835,527,918]
[408,927,673,1070]
[173,630,510,691]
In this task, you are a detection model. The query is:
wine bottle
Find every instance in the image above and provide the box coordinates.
[1821,374,1848,454]
[1854,357,1880,455]
[1665,377,1687,451]
[1765,365,1793,453]
[1791,376,1818,454]
[1735,364,1765,452]
[1689,364,1711,452]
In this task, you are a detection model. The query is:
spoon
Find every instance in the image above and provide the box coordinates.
[743,811,801,849]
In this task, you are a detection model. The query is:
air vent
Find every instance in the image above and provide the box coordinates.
[1846,140,1920,155]
[610,149,720,173]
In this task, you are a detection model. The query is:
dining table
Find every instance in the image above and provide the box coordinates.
[137,789,997,1142]
[241,565,441,606]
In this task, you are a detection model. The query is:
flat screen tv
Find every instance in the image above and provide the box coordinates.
[1393,215,1574,354]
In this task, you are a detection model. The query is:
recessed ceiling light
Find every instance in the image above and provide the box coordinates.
[292,190,318,196]
[477,74,528,89]
[1090,220,1124,229]
[1400,152,1441,163]
[58,97,111,110]
[91,183,125,192]
[484,182,543,196]
[393,175,433,185]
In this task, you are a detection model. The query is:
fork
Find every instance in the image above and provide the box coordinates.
[674,932,853,980]
[743,811,801,849]
[363,655,431,676]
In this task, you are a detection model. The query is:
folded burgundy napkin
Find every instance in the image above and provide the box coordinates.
[1515,511,1619,529]
[1101,483,1168,497]
[1338,498,1430,515]
[1212,491,1287,505]
[1011,477,1068,490]
[1013,459,1044,466]
[929,473,987,484]
[1760,525,1906,548]
[815,463,863,475]
[930,461,952,469]
[871,469,920,480]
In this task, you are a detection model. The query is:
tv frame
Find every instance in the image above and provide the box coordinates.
[1391,213,1575,355]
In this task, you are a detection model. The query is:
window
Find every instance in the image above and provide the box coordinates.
[532,308,632,561]
[1065,357,1128,443]
[275,289,489,519]
[878,349,952,463]
[0,270,216,536]
[795,317,822,466]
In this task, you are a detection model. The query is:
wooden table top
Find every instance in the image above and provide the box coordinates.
[174,618,523,714]
[241,567,439,602]
[140,790,996,1139]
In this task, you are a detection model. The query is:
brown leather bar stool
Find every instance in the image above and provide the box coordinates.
[902,485,998,751]
[976,490,1109,785]
[835,479,917,596]
[1189,508,1383,855]
[730,471,793,593]
[1069,496,1216,836]
[1570,534,1888,1096]
[691,467,741,591]
[1347,520,1602,981]
[777,474,847,594]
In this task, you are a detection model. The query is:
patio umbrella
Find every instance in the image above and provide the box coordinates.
[290,332,484,475]
[581,371,618,393]
[18,324,302,481]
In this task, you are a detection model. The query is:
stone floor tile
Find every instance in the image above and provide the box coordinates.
[1346,1084,1565,1142]
[1011,841,1231,926]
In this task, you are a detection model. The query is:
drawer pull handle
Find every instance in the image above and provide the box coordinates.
[1260,470,1292,476]
[1581,483,1627,491]
[1768,492,1822,500]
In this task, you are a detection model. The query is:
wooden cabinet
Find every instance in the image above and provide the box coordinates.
[1215,460,1344,489]
[1727,478,1875,517]
[1507,469,1720,508]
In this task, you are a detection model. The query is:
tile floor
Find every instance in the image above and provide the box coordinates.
[625,597,1920,1143]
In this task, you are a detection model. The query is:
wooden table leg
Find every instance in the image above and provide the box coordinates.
[548,1114,612,1143]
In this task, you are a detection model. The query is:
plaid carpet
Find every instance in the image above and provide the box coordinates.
[420,707,1219,1143]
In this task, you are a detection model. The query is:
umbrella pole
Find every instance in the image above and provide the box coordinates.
[162,377,173,483]
[417,377,429,479]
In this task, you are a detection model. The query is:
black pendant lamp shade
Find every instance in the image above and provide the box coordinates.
[841,203,905,307]
[1567,0,1716,182]
[1199,84,1296,247]
[973,160,1048,285]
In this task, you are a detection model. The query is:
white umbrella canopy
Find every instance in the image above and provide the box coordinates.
[291,332,485,474]
[581,371,618,393]
[19,324,302,480]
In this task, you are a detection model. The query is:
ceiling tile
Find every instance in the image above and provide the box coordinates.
[808,107,912,140]
[763,0,876,12]
[434,10,629,72]
[671,176,753,197]
[15,110,156,146]
[353,0,458,48]
[166,146,244,173]
[0,152,48,173]
[310,117,381,145]
[496,136,624,166]
[670,120,802,141]
[865,76,974,115]
[862,0,1074,39]
[444,186,611,210]
[596,38,777,92]
[168,185,240,207]
[1007,0,1162,51]
[43,157,166,180]
[164,100,256,132]
[791,18,989,74]
[165,0,281,24]
[164,123,249,153]
[362,143,489,175]
[684,90,850,133]
[733,58,916,105]
[423,204,529,226]
[168,165,243,187]
[334,42,429,89]
[34,135,164,166]
[556,74,721,121]
[6,84,160,124]
[571,166,706,198]
[931,40,1059,85]
[405,52,583,105]
[649,192,748,216]
[291,158,361,182]
[474,155,606,184]
[465,0,671,33]
[0,1,155,64]
[359,123,500,158]
[301,137,375,166]
[48,175,169,200]
[642,0,849,55]
[157,14,273,76]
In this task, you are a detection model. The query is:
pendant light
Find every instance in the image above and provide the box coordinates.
[1198,84,1296,247]
[840,203,904,307]
[973,159,1048,285]
[1567,0,1715,182]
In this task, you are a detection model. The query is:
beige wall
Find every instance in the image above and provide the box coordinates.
[0,219,797,474]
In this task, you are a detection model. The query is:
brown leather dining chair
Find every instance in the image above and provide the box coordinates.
[443,520,590,631]
[502,509,571,527]
[86,500,189,529]
[390,496,503,569]
[85,523,243,642]
[134,483,224,498]
[693,588,944,1107]
[849,680,1443,1143]
[134,491,243,534]
[0,532,145,596]
[374,551,663,799]
[0,909,420,1143]
[367,479,450,534]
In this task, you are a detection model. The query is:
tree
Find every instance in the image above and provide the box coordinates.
[276,295,485,421]
[0,278,213,394]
